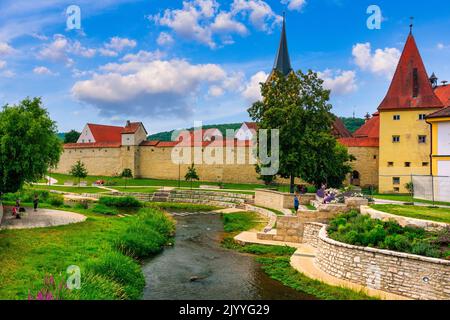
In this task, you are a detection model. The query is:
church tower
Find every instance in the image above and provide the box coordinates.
[268,13,293,81]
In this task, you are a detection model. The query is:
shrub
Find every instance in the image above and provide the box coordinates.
[98,196,142,208]
[74,201,89,210]
[86,251,145,300]
[48,194,64,207]
[2,189,50,203]
[410,241,441,258]
[383,234,411,252]
[92,204,118,215]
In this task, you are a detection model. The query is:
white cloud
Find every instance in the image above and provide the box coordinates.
[317,69,357,95]
[157,32,174,46]
[151,0,280,48]
[99,48,118,57]
[38,34,96,65]
[0,60,6,69]
[437,42,449,50]
[72,59,235,118]
[1,70,15,78]
[0,42,15,55]
[104,37,137,52]
[121,50,166,62]
[281,0,307,11]
[33,66,56,75]
[208,85,225,97]
[242,71,268,102]
[352,42,401,78]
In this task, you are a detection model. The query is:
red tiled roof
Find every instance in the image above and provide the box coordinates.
[434,85,450,107]
[426,106,450,119]
[339,113,379,147]
[122,122,146,134]
[378,34,444,111]
[87,124,123,143]
[140,140,160,146]
[64,142,122,149]
[332,118,352,138]
[244,122,258,130]
[338,137,379,147]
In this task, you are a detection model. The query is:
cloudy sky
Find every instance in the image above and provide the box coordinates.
[0,0,449,134]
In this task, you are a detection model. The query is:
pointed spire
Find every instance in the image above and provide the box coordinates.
[272,13,293,77]
[409,16,414,34]
[378,32,444,111]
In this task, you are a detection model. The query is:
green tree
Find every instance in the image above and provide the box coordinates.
[121,168,133,189]
[184,163,199,190]
[64,130,81,143]
[0,97,62,194]
[70,160,88,187]
[248,70,353,192]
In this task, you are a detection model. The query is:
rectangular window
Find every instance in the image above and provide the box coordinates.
[418,135,427,143]
[388,162,394,167]
[422,162,429,167]
[419,114,426,120]
[393,187,400,193]
[393,177,400,185]
[393,115,400,120]
[404,162,411,167]
[392,135,400,143]
[373,155,377,160]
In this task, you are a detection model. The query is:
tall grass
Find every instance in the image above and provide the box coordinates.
[98,196,142,208]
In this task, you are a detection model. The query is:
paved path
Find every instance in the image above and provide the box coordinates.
[234,231,409,300]
[0,207,86,230]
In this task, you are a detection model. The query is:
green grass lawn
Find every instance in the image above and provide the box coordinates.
[220,212,374,300]
[0,202,178,300]
[28,185,107,194]
[111,186,160,193]
[371,193,450,206]
[47,173,268,190]
[370,204,450,224]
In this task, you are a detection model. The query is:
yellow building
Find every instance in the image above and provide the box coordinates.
[377,31,446,193]
[428,105,450,177]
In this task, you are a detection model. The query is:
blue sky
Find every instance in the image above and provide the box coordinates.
[0,0,449,134]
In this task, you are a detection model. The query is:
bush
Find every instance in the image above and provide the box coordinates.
[92,204,118,215]
[98,196,142,208]
[48,194,64,207]
[86,251,145,300]
[2,189,50,203]
[410,241,441,258]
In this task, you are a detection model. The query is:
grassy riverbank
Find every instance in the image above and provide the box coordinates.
[220,213,374,300]
[370,204,450,224]
[0,201,175,300]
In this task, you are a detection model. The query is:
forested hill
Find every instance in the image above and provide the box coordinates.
[147,118,365,141]
[147,123,243,141]
[340,117,365,133]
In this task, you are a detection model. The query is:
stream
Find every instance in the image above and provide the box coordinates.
[142,213,315,300]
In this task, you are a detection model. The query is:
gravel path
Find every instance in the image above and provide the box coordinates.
[0,207,86,230]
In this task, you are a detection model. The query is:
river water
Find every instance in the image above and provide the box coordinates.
[142,213,314,300]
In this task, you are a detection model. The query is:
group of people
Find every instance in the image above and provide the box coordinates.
[11,194,39,219]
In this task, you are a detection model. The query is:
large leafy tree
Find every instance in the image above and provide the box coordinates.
[248,70,353,191]
[64,130,81,143]
[0,98,62,194]
[121,168,133,189]
[185,163,199,190]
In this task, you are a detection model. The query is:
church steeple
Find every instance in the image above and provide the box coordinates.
[271,13,293,77]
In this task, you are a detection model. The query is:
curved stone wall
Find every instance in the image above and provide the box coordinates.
[303,223,450,300]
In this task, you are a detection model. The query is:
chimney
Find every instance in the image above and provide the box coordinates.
[364,112,371,123]
[126,120,131,126]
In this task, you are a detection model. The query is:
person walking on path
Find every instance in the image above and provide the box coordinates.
[33,194,39,212]
[294,195,299,213]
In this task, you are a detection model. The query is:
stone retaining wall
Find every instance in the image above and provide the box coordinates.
[303,223,450,300]
[0,202,3,225]
[257,212,337,243]
[255,189,316,210]
[361,205,449,232]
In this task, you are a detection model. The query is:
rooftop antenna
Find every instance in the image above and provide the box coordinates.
[409,16,414,34]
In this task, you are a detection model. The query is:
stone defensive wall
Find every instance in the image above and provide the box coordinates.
[360,205,449,232]
[303,222,450,300]
[254,189,316,210]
